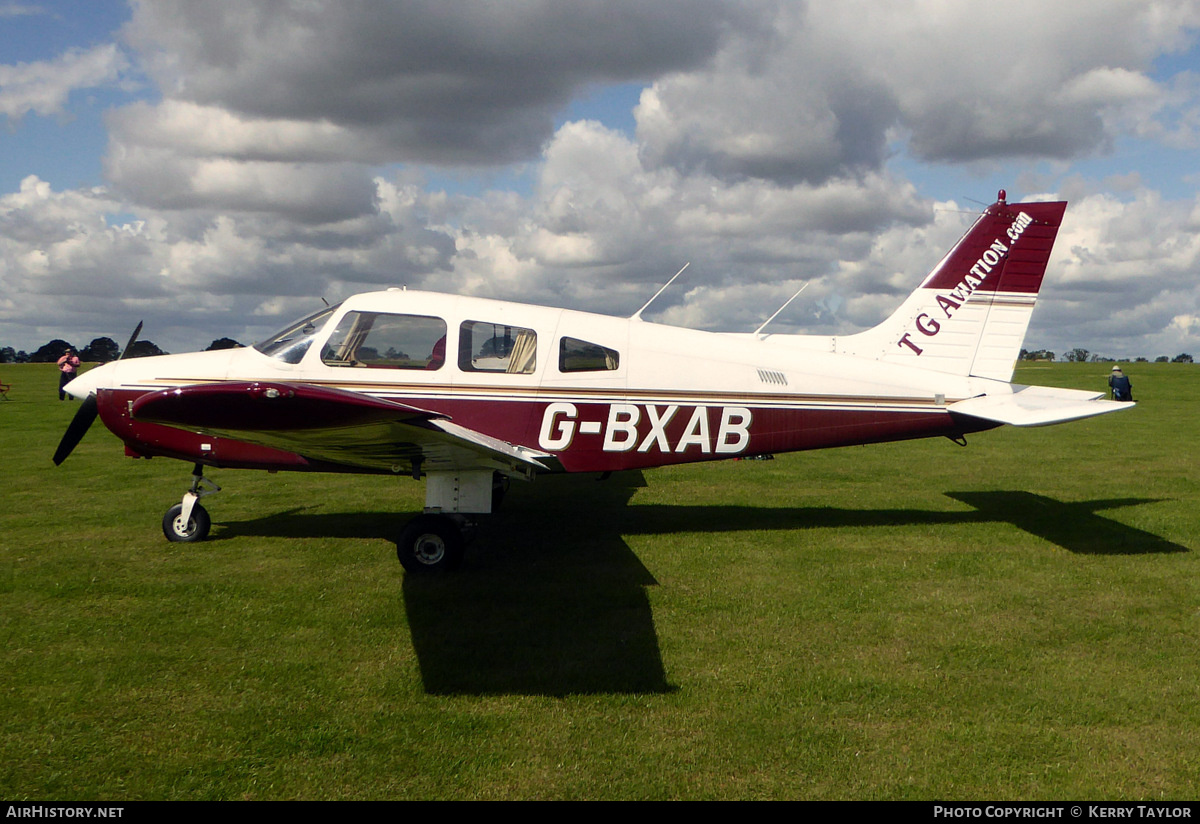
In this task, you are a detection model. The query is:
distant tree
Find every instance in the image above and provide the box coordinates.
[79,337,120,363]
[1064,348,1090,363]
[15,350,29,363]
[1155,356,1169,363]
[124,340,168,358]
[1172,353,1194,363]
[204,337,243,351]
[0,346,14,364]
[30,339,75,363]
[1135,357,1148,363]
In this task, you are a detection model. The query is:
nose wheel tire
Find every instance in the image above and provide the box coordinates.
[163,502,211,543]
[396,514,465,574]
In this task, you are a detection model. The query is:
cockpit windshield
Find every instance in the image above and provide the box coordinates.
[253,303,341,364]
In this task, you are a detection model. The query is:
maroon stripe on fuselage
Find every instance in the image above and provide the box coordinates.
[349,396,992,473]
[101,388,997,475]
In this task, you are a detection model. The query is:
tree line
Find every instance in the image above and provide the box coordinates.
[2,337,1191,365]
[0,337,243,364]
[1020,349,1193,364]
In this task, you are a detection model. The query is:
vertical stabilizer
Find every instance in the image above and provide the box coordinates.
[836,192,1067,381]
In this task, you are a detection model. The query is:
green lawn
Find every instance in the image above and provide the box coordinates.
[1,361,1197,799]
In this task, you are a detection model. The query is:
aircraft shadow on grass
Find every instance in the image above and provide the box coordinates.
[213,476,1185,697]
[213,472,669,697]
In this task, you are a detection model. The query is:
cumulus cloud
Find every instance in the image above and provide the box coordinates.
[118,0,737,165]
[636,0,1200,181]
[107,100,378,162]
[418,121,934,326]
[105,144,382,224]
[0,43,126,123]
[0,176,169,346]
[0,174,457,351]
[1035,189,1200,350]
[100,0,744,237]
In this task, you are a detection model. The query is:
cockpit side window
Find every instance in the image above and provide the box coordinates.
[559,337,620,372]
[459,320,537,374]
[254,304,340,364]
[321,311,447,370]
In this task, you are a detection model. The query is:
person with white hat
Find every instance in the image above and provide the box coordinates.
[1108,365,1133,401]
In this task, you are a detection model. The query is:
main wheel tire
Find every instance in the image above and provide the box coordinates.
[396,514,465,573]
[162,502,211,543]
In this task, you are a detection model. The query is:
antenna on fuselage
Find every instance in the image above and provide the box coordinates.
[631,262,690,321]
[753,282,809,338]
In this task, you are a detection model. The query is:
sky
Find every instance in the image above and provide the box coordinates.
[2,0,1200,360]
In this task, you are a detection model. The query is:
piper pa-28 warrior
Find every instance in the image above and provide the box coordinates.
[55,191,1132,572]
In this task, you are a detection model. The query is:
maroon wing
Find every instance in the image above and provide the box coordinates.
[132,381,548,474]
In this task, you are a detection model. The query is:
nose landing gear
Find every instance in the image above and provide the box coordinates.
[162,463,221,543]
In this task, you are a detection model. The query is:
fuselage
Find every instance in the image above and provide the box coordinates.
[67,288,1007,475]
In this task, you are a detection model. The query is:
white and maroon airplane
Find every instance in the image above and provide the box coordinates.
[56,191,1131,572]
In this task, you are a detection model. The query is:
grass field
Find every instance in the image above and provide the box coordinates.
[2,361,1198,800]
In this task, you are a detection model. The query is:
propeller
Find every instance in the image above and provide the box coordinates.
[120,320,143,360]
[53,395,99,466]
[52,320,143,465]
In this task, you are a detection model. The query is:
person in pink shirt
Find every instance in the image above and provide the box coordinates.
[57,348,81,400]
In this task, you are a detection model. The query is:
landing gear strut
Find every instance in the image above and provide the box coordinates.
[162,463,221,543]
[394,469,504,574]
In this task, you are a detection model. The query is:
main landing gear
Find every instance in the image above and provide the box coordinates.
[395,513,475,574]
[393,470,508,574]
[162,463,221,543]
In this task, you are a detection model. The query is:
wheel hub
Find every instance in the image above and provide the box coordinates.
[413,534,446,564]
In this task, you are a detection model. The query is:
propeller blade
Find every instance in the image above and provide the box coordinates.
[120,321,144,360]
[53,394,99,466]
[56,319,138,464]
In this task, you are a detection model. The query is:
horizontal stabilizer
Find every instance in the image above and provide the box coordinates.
[948,385,1134,427]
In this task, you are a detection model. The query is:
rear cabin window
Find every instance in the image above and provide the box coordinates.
[459,320,537,374]
[321,311,447,370]
[559,337,620,372]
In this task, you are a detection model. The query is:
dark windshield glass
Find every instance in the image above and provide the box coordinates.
[253,304,340,364]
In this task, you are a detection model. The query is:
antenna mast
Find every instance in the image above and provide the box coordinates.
[753,282,809,337]
[631,263,690,321]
